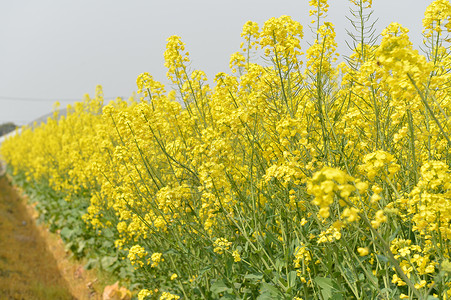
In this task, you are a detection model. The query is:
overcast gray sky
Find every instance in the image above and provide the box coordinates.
[0,0,431,125]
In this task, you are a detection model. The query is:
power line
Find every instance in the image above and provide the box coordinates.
[0,122,30,127]
[0,120,29,122]
[0,95,129,102]
[0,96,80,102]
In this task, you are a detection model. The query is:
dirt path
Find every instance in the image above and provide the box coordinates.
[0,175,102,300]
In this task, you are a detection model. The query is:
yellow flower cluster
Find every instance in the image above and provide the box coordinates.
[316,225,342,243]
[151,252,164,268]
[358,150,400,180]
[213,238,232,255]
[128,244,147,267]
[307,167,355,218]
[349,0,372,8]
[159,292,180,300]
[240,20,259,52]
[306,21,338,76]
[357,247,369,256]
[370,210,387,229]
[137,72,166,98]
[232,250,241,262]
[396,161,451,241]
[164,35,189,83]
[260,15,303,58]
[423,0,451,38]
[137,289,152,300]
[293,243,312,276]
[309,0,329,18]
[390,238,436,288]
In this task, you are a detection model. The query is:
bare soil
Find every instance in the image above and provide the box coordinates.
[0,175,102,300]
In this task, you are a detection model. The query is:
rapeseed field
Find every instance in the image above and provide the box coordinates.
[1,0,451,299]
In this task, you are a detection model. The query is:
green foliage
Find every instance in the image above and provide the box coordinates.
[0,122,17,137]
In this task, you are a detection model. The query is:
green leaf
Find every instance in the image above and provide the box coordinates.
[376,254,389,263]
[84,258,98,270]
[77,240,86,254]
[257,282,282,300]
[314,277,343,300]
[288,271,297,289]
[219,295,236,300]
[199,265,212,275]
[343,267,357,284]
[210,279,231,294]
[244,273,263,281]
[60,227,74,240]
[102,240,113,248]
[101,256,117,268]
[275,258,284,272]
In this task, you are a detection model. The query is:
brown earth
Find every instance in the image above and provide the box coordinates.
[0,174,102,300]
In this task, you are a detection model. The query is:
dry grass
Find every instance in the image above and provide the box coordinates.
[0,175,103,300]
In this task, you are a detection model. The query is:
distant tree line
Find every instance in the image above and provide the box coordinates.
[0,122,17,136]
